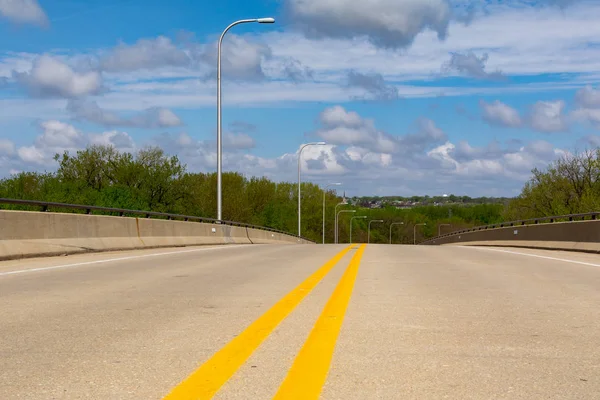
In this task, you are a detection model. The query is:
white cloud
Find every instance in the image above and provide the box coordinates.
[279,58,314,82]
[18,120,85,166]
[35,120,85,148]
[67,99,183,128]
[347,71,399,101]
[0,138,15,155]
[7,118,566,196]
[17,146,46,165]
[15,120,136,166]
[315,106,399,153]
[3,2,600,110]
[583,134,600,147]
[101,36,191,72]
[0,0,48,26]
[427,138,561,180]
[223,132,256,150]
[200,34,272,80]
[13,55,103,98]
[572,85,600,129]
[527,100,568,133]
[89,130,135,150]
[399,118,447,150]
[572,108,600,128]
[575,85,600,108]
[442,52,504,80]
[286,0,451,49]
[480,100,522,127]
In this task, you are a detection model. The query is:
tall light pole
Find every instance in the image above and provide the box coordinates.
[389,222,404,244]
[336,210,356,244]
[414,223,426,245]
[438,223,451,236]
[334,201,348,244]
[298,142,326,237]
[368,220,384,244]
[217,17,275,221]
[350,216,366,243]
[322,183,342,244]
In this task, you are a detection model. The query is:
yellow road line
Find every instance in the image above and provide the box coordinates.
[273,244,367,399]
[162,245,354,400]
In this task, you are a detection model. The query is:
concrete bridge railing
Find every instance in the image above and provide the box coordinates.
[420,212,600,253]
[0,198,314,260]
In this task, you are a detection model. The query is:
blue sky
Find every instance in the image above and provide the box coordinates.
[2,0,600,197]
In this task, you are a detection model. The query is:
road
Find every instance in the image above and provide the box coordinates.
[1,244,600,399]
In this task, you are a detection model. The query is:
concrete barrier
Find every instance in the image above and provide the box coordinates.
[422,220,600,253]
[0,210,312,260]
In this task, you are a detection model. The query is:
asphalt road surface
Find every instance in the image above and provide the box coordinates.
[1,244,600,399]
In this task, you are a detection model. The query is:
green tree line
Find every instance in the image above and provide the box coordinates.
[0,145,507,243]
[504,149,600,220]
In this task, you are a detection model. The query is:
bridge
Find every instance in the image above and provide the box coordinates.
[1,201,600,399]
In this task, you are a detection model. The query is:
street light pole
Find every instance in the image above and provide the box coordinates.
[368,220,384,244]
[336,210,356,243]
[322,183,342,244]
[414,223,426,245]
[217,17,275,221]
[389,222,405,244]
[334,201,347,244]
[350,216,367,243]
[438,223,451,236]
[298,142,326,237]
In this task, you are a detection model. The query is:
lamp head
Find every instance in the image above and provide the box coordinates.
[257,17,275,23]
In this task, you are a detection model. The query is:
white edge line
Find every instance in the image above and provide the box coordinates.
[461,246,600,268]
[0,245,251,277]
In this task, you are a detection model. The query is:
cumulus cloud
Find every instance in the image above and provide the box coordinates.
[223,132,256,150]
[311,106,448,157]
[583,135,600,147]
[286,0,451,49]
[13,55,103,98]
[0,0,48,26]
[442,52,504,80]
[572,86,600,129]
[201,34,271,80]
[572,108,600,128]
[450,140,505,162]
[0,138,15,155]
[8,118,567,196]
[481,99,571,132]
[67,100,183,128]
[17,120,85,165]
[575,86,600,108]
[34,120,85,148]
[281,58,314,82]
[315,106,399,153]
[15,120,136,166]
[347,71,399,101]
[527,100,568,133]
[399,118,447,150]
[89,130,135,150]
[427,138,564,180]
[480,100,522,128]
[101,36,191,72]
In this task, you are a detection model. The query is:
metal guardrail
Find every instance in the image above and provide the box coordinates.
[420,211,600,245]
[0,198,314,243]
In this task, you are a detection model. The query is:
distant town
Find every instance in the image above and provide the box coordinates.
[347,195,512,209]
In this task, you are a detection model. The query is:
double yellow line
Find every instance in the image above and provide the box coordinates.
[162,243,367,400]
